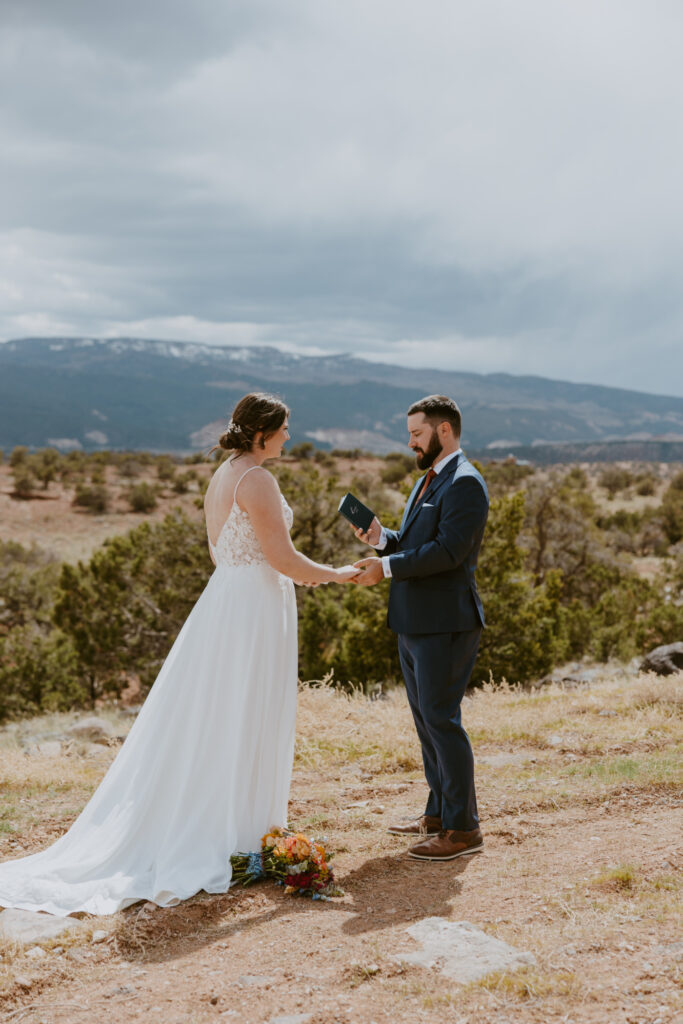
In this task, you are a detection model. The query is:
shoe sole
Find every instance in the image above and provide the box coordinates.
[386,828,440,837]
[407,842,484,861]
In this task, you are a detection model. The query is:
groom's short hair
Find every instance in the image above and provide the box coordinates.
[408,395,462,438]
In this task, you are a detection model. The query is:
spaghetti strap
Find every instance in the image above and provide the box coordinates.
[233,465,262,505]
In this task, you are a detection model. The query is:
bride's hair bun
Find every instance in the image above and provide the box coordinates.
[219,421,245,450]
[214,392,290,454]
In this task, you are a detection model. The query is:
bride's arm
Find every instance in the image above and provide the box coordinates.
[238,469,356,584]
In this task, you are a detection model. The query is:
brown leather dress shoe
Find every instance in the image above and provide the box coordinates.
[407,828,484,861]
[387,814,442,837]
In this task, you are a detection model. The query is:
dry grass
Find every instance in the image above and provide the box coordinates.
[469,965,579,1000]
[295,681,422,773]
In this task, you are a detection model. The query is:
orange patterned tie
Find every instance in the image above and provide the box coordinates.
[414,468,437,505]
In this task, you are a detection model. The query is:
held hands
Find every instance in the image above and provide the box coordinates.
[307,517,382,585]
[296,565,361,586]
[335,564,364,583]
[350,556,384,586]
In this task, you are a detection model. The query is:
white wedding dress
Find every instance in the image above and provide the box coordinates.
[0,468,298,917]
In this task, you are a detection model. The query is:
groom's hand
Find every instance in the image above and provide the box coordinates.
[352,516,381,547]
[352,556,384,586]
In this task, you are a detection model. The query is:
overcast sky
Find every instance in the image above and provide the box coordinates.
[2,0,682,395]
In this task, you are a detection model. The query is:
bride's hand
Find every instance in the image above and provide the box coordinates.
[333,564,364,583]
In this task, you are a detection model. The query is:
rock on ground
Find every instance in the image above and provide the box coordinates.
[66,716,114,742]
[640,642,683,676]
[237,975,276,988]
[394,917,536,983]
[267,1016,312,1024]
[0,908,88,943]
[33,741,63,757]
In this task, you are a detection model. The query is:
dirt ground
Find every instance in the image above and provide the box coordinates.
[0,464,212,564]
[0,674,680,1024]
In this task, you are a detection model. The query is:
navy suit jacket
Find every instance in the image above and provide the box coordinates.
[379,454,489,635]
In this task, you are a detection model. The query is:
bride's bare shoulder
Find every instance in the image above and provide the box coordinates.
[237,465,280,502]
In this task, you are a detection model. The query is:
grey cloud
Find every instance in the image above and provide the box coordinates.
[1,0,682,396]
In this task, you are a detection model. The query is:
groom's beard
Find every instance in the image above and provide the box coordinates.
[414,428,443,470]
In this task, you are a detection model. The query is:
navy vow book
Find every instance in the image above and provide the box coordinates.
[337,492,375,532]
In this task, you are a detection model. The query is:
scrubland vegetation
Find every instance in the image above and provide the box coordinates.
[0,445,681,721]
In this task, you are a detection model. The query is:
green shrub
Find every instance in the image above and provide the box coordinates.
[288,442,315,460]
[599,466,633,497]
[0,627,82,720]
[172,472,195,494]
[53,511,210,701]
[9,446,28,468]
[381,453,414,485]
[313,450,335,468]
[73,483,109,514]
[156,455,177,481]
[118,458,142,479]
[12,467,36,499]
[127,481,158,513]
[564,466,588,489]
[635,475,656,496]
[480,460,535,497]
[32,448,60,490]
[299,585,401,689]
[475,492,567,684]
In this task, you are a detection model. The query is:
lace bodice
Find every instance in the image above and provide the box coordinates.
[209,489,293,568]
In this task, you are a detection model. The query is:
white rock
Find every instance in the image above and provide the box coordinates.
[268,1016,312,1024]
[23,741,62,757]
[67,717,114,743]
[237,974,276,988]
[0,909,88,944]
[393,918,536,983]
[25,946,47,959]
[91,929,108,943]
[35,741,62,757]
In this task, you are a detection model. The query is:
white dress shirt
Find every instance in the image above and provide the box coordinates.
[377,448,463,578]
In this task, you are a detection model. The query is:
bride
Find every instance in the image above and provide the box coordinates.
[0,392,358,917]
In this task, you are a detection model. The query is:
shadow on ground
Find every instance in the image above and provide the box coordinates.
[111,848,479,963]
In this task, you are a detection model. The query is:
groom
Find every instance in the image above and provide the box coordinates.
[353,395,489,861]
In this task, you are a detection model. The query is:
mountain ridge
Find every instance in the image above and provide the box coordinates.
[1,336,682,455]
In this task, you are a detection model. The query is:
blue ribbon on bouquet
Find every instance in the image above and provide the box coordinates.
[246,851,265,879]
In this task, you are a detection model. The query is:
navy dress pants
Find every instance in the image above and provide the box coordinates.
[398,629,481,831]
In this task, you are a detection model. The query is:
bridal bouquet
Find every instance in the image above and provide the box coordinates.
[230,827,343,900]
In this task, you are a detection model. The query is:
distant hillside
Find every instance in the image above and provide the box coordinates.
[1,336,683,456]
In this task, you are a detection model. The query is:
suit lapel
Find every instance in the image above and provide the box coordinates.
[399,476,424,534]
[399,454,463,538]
